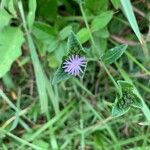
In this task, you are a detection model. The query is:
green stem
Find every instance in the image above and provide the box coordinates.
[101,62,120,93]
[125,51,150,76]
[79,3,120,92]
[79,3,95,48]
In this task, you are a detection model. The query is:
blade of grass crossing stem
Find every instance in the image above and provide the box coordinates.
[19,101,75,149]
[73,86,119,146]
[45,111,59,150]
[120,0,143,44]
[125,51,150,76]
[10,89,21,131]
[0,89,18,112]
[29,101,75,141]
[115,62,150,122]
[2,105,30,129]
[18,1,48,113]
[79,102,85,150]
[0,129,42,150]
[0,89,31,131]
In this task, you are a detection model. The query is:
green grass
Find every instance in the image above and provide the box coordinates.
[0,0,150,149]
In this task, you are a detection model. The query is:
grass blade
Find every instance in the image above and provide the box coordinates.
[18,1,48,113]
[0,129,42,150]
[120,0,143,44]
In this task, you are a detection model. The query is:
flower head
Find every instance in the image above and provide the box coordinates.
[63,55,86,76]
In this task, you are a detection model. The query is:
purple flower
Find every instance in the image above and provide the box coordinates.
[63,55,86,76]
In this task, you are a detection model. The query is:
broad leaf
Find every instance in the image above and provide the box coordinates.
[91,11,113,32]
[0,9,12,30]
[6,0,17,17]
[112,81,142,117]
[77,28,90,44]
[37,0,57,22]
[118,81,142,108]
[59,26,72,40]
[0,27,24,78]
[101,44,128,65]
[32,22,57,53]
[112,97,131,117]
[85,0,109,15]
[52,67,71,85]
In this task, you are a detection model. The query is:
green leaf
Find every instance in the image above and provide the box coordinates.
[118,81,142,108]
[101,44,128,65]
[77,28,90,44]
[68,31,85,55]
[0,9,12,30]
[32,22,57,53]
[7,0,17,17]
[37,0,57,22]
[54,42,67,62]
[0,27,24,78]
[85,0,109,15]
[33,140,49,149]
[52,67,71,85]
[94,27,109,39]
[120,0,143,44]
[27,0,37,29]
[111,0,120,9]
[91,11,113,32]
[112,97,131,117]
[33,22,56,37]
[48,54,59,68]
[0,0,16,17]
[112,80,142,117]
[59,26,72,40]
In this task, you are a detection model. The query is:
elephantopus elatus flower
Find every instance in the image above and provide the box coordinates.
[62,55,86,76]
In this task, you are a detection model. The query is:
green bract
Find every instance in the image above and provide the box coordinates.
[52,31,87,85]
[112,81,142,117]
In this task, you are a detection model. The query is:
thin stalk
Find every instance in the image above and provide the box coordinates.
[46,112,59,150]
[79,102,85,150]
[100,62,120,93]
[79,3,120,92]
[79,3,95,49]
[125,51,150,76]
[0,129,42,150]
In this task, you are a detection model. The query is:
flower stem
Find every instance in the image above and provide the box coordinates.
[79,4,95,48]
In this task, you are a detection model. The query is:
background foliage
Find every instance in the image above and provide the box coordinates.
[0,0,150,149]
